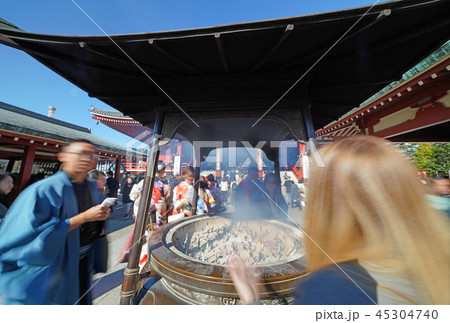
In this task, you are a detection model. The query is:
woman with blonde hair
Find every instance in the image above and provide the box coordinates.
[229,136,449,304]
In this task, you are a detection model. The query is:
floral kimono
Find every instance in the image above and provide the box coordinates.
[119,178,171,265]
[172,181,208,216]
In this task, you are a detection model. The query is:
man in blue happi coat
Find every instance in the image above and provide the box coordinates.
[0,139,111,304]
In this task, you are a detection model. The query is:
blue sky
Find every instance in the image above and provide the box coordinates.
[0,0,376,147]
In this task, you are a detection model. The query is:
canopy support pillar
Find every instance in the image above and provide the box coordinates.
[300,101,316,142]
[120,113,165,305]
[191,151,202,215]
[300,102,318,184]
[301,101,318,149]
[273,147,283,198]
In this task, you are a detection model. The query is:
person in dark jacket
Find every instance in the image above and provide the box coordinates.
[0,172,14,225]
[120,172,131,193]
[121,176,135,216]
[105,170,119,197]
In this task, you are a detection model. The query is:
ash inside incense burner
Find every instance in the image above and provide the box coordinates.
[170,217,303,266]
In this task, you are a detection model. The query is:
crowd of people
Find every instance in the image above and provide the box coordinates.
[0,136,449,305]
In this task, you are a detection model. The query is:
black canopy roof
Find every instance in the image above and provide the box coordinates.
[1,0,449,143]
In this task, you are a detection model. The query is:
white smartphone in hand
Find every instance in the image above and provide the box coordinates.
[101,197,117,207]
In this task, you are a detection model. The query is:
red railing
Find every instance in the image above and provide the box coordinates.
[291,166,302,181]
[122,161,180,173]
[122,162,147,172]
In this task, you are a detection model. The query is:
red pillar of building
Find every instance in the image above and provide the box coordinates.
[114,158,121,182]
[17,145,36,192]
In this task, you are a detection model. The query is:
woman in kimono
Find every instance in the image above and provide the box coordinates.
[119,161,170,263]
[207,174,222,209]
[172,166,208,216]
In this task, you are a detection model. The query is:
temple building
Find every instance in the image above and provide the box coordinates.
[0,101,130,198]
[316,41,450,143]
[90,106,185,174]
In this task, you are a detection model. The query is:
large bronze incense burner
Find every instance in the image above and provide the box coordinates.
[140,215,308,305]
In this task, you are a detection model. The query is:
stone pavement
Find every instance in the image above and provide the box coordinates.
[91,200,134,305]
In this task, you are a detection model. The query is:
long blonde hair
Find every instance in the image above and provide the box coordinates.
[304,136,449,304]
